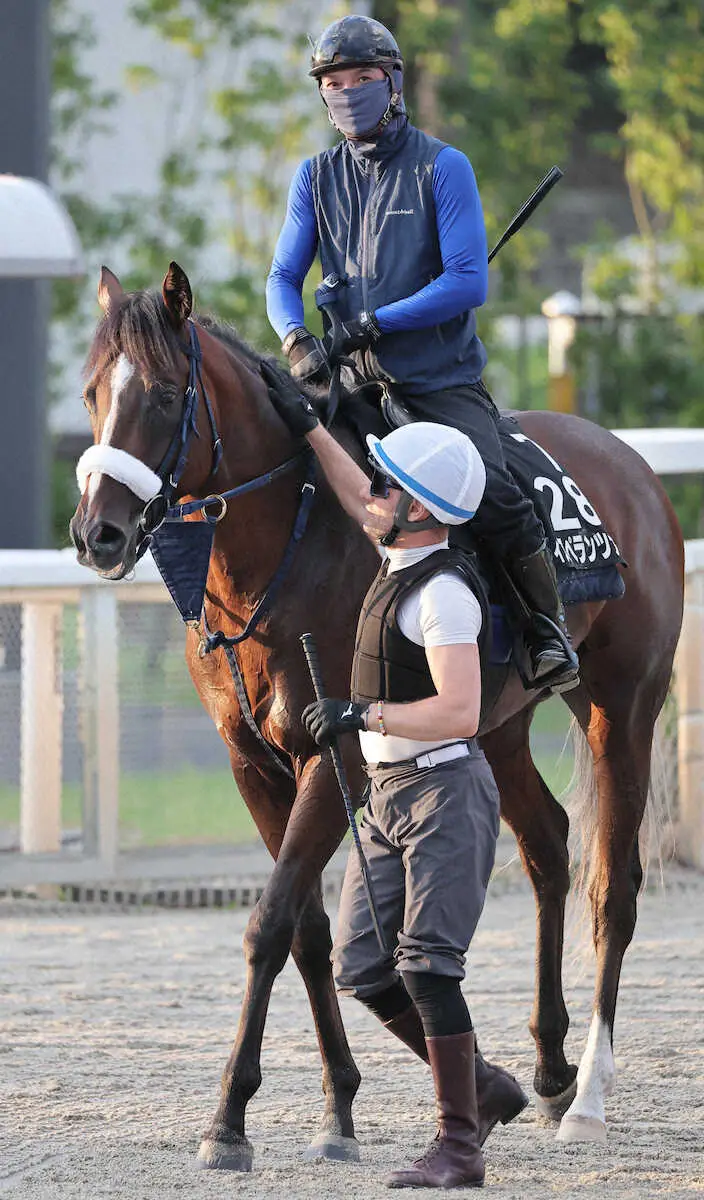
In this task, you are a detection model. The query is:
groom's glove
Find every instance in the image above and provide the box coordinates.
[260,357,320,437]
[302,699,369,746]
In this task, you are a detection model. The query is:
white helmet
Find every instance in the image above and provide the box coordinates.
[366,422,486,525]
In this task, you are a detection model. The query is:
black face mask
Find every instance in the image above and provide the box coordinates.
[323,78,393,138]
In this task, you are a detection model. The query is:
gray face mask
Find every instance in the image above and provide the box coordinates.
[323,78,394,138]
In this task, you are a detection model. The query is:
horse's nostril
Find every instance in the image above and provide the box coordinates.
[86,521,126,558]
[70,518,85,554]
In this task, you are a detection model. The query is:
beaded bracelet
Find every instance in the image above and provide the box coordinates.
[377,699,388,737]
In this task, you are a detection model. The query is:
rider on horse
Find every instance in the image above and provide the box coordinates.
[266,13,578,691]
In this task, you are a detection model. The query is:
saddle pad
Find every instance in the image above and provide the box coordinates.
[498,414,625,608]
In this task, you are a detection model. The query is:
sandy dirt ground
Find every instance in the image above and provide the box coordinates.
[1,868,703,1200]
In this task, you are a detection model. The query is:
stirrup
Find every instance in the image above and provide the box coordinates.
[533,660,580,694]
[525,614,579,693]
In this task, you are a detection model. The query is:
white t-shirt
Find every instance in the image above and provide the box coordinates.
[358,540,483,764]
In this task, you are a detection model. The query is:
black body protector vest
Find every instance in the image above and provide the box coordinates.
[350,548,489,706]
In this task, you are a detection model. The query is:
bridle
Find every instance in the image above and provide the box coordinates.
[137,321,224,548]
[76,320,310,560]
[76,316,316,782]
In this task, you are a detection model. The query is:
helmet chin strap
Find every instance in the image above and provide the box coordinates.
[379,491,441,547]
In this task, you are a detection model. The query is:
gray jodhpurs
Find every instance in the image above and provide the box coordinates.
[332,744,501,998]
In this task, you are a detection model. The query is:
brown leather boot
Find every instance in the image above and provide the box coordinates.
[384,1006,527,1145]
[474,1045,528,1141]
[385,1031,485,1189]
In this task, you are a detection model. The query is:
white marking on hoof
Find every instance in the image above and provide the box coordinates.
[557,1114,607,1144]
[302,1132,361,1162]
[534,1076,578,1121]
[195,1136,254,1172]
[558,1013,615,1139]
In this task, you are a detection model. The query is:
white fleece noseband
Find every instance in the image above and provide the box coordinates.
[76,444,162,504]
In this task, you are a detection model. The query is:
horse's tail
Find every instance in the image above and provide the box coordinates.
[564,706,675,943]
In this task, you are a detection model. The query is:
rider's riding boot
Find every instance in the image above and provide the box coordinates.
[511,540,579,689]
[386,1032,485,1189]
[384,1006,528,1146]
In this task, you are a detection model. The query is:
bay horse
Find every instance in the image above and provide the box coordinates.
[70,262,683,1167]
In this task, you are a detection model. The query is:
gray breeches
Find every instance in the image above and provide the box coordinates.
[332,747,501,998]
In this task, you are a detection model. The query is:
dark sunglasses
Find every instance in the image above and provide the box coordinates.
[369,463,399,499]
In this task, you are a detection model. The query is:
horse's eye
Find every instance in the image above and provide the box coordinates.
[83,387,96,413]
[148,382,176,407]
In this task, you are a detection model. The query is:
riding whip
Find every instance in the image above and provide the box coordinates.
[300,633,388,954]
[488,165,563,263]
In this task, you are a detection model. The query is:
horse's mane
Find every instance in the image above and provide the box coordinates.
[85,289,263,380]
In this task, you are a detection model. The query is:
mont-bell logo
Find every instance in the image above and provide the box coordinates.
[387,208,414,216]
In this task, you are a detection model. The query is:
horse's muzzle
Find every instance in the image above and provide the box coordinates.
[71,511,134,578]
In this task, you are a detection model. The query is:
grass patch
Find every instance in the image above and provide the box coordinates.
[117,767,257,847]
[0,768,258,848]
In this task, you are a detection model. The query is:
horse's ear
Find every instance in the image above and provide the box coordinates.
[98,266,124,314]
[162,261,193,326]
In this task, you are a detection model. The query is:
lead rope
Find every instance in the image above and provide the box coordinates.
[223,645,295,780]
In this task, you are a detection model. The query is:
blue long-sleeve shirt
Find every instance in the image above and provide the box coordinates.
[266,145,488,341]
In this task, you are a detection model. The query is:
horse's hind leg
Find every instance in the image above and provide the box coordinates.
[290,883,362,1161]
[482,704,578,1118]
[557,671,665,1144]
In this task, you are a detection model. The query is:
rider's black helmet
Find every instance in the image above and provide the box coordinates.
[309,15,403,79]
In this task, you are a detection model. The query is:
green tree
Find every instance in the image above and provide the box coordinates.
[49,0,330,543]
[373,1,703,299]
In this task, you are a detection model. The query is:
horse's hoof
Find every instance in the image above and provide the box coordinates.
[534,1076,578,1122]
[195,1134,254,1171]
[556,1114,607,1144]
[302,1132,361,1163]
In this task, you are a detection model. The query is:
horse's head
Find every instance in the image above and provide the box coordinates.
[71,262,220,578]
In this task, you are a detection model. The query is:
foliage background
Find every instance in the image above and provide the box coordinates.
[50,0,704,540]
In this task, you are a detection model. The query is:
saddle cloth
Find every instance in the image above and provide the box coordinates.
[336,390,625,667]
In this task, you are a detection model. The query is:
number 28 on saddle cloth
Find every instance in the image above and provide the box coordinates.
[497,413,626,606]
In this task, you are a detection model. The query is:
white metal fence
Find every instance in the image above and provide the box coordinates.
[0,428,702,888]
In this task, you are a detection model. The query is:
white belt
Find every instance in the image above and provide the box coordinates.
[413,741,473,770]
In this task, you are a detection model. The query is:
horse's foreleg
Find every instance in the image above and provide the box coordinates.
[290,884,362,1161]
[198,753,355,1171]
[557,692,653,1144]
[482,707,577,1117]
[197,859,298,1171]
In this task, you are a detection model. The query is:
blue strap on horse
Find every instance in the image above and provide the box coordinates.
[141,319,317,780]
[197,459,317,654]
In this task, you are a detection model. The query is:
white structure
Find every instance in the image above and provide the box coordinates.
[677,540,704,870]
[0,176,84,278]
[610,428,704,476]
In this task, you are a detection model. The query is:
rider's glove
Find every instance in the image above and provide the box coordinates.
[302,698,369,746]
[260,358,320,437]
[281,326,330,385]
[339,311,383,354]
